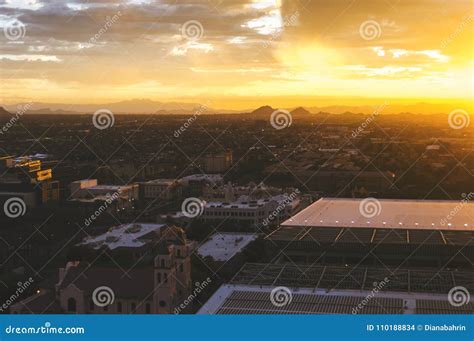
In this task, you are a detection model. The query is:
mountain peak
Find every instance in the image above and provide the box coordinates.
[250,106,276,116]
[0,106,12,116]
[291,107,312,115]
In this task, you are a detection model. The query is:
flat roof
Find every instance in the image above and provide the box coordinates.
[205,194,297,209]
[198,263,474,314]
[266,225,473,246]
[229,263,473,293]
[180,174,223,182]
[282,198,473,231]
[198,284,473,314]
[197,233,258,261]
[80,223,164,250]
[143,179,176,185]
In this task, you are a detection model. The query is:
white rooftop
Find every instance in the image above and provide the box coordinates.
[197,284,452,315]
[80,223,164,250]
[180,174,223,184]
[206,194,297,210]
[197,233,258,261]
[90,185,132,190]
[144,179,176,185]
[282,198,473,231]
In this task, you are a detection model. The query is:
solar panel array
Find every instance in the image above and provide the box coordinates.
[231,263,473,294]
[267,226,474,246]
[416,300,474,314]
[215,291,404,314]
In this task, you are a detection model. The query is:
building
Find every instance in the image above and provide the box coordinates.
[198,198,474,314]
[69,180,138,200]
[202,194,300,228]
[10,225,195,314]
[202,181,298,202]
[138,179,182,201]
[68,180,138,216]
[80,223,165,251]
[266,198,473,267]
[202,151,233,173]
[198,263,474,314]
[197,232,258,262]
[0,155,59,211]
[179,174,223,197]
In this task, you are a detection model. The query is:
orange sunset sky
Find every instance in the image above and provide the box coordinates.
[0,0,473,111]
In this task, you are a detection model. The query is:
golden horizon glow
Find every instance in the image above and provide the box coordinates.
[0,0,472,112]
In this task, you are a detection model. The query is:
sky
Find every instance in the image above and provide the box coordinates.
[0,0,473,110]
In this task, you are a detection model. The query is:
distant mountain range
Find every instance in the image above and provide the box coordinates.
[3,99,238,115]
[0,107,11,116]
[1,99,463,116]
